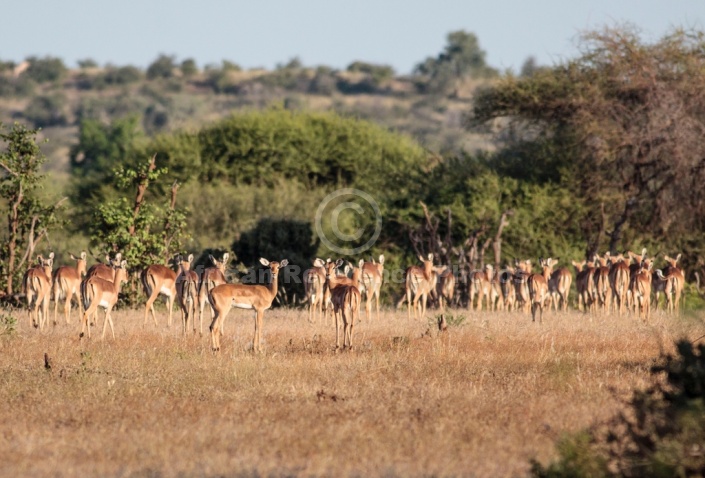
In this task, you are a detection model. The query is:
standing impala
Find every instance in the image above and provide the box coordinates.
[80,259,128,340]
[630,259,653,321]
[141,258,178,328]
[176,254,199,334]
[198,253,229,335]
[208,258,288,353]
[303,258,330,324]
[434,265,456,312]
[548,262,572,312]
[663,254,685,312]
[528,258,551,323]
[359,255,384,321]
[52,251,87,325]
[317,258,361,351]
[593,254,611,313]
[404,253,436,320]
[23,253,54,329]
[82,253,120,326]
[608,253,630,316]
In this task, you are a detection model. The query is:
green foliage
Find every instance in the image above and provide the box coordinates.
[347,61,395,83]
[414,30,497,94]
[0,310,17,336]
[0,75,34,98]
[77,58,98,69]
[22,94,68,128]
[0,123,63,294]
[180,59,198,77]
[146,54,176,80]
[532,340,705,477]
[24,56,67,84]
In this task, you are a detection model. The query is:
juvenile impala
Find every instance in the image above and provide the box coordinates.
[141,259,178,328]
[175,254,199,334]
[317,258,361,350]
[404,253,436,320]
[359,254,384,321]
[208,258,288,353]
[80,259,128,340]
[23,253,54,329]
[52,251,87,325]
[197,253,229,334]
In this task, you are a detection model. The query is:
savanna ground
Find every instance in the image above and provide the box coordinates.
[0,303,702,477]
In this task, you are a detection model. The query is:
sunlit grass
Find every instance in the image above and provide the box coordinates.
[0,305,702,477]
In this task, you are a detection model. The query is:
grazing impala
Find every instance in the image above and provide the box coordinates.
[318,259,361,350]
[404,253,436,320]
[528,258,551,323]
[52,251,87,325]
[630,259,653,321]
[141,259,178,328]
[23,253,54,329]
[359,254,384,321]
[175,254,199,334]
[208,258,288,353]
[80,259,128,340]
[197,253,229,334]
[608,253,631,316]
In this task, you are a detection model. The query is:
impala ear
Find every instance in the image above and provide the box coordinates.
[418,255,425,263]
[209,255,217,264]
[379,254,385,265]
[428,253,434,261]
[115,252,122,262]
[222,253,230,263]
[359,259,365,269]
[120,260,127,268]
[259,258,270,266]
[313,258,325,268]
[105,254,111,264]
[335,258,344,267]
[279,259,289,267]
[48,252,54,260]
[188,254,194,262]
[641,247,647,258]
[676,253,681,263]
[81,251,87,260]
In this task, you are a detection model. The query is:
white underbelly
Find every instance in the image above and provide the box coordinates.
[160,286,172,296]
[99,299,110,308]
[232,302,254,310]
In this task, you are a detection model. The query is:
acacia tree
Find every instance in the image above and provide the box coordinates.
[0,123,64,296]
[469,26,705,264]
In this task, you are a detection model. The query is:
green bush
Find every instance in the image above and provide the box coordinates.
[531,340,705,477]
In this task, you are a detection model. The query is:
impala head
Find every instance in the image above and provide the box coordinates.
[113,259,128,284]
[210,252,230,272]
[259,258,288,277]
[177,254,194,272]
[664,254,681,268]
[571,260,586,271]
[69,251,88,277]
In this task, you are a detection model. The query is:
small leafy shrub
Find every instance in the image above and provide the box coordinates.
[0,311,17,336]
[531,339,705,477]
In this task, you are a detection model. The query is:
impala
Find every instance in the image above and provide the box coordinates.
[359,254,384,321]
[141,258,178,328]
[469,265,493,311]
[404,253,436,320]
[83,253,121,326]
[176,254,199,334]
[80,259,128,340]
[434,265,456,312]
[208,258,288,353]
[662,254,685,312]
[548,262,572,312]
[197,253,229,335]
[593,254,611,313]
[513,259,532,314]
[23,253,54,329]
[528,258,551,323]
[608,253,631,316]
[572,259,596,313]
[630,259,653,321]
[626,248,648,313]
[52,251,87,325]
[317,258,361,350]
[303,259,330,324]
[499,266,516,311]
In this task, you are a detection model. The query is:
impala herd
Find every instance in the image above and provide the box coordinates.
[19,247,686,352]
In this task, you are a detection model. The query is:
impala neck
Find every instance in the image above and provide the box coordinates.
[267,271,280,299]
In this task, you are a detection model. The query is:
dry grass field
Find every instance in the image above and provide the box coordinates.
[0,305,702,477]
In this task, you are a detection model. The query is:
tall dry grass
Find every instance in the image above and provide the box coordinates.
[0,305,701,477]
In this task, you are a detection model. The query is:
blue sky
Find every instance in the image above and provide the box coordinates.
[1,1,701,74]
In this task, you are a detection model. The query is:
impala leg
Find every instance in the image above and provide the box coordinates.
[335,309,341,350]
